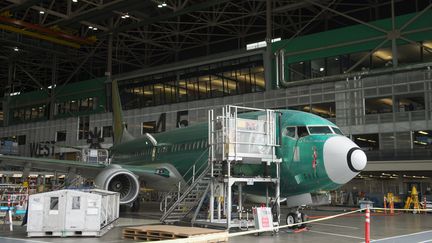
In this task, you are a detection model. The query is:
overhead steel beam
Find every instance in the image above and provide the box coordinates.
[45,0,143,27]
[107,0,232,35]
[1,0,40,12]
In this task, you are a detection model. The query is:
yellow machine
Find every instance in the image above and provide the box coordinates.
[404,186,421,213]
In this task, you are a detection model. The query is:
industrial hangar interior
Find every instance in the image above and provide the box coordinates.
[0,0,432,242]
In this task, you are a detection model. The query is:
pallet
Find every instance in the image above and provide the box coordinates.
[122,225,227,242]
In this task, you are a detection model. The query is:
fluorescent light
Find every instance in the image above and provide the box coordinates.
[246,37,281,50]
[93,27,97,30]
[72,0,78,2]
[419,131,428,135]
[162,2,167,6]
[158,4,163,8]
[319,67,325,72]
[121,15,126,19]
[88,26,93,29]
[39,10,45,14]
[48,84,56,89]
[13,47,19,51]
[124,14,129,18]
[10,91,21,96]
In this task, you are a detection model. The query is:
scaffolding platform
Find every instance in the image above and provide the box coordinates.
[160,105,281,231]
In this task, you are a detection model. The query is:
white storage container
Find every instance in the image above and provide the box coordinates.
[27,189,119,237]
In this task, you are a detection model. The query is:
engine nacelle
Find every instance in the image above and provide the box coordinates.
[95,166,140,205]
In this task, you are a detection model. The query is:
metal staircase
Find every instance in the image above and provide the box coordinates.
[160,162,222,223]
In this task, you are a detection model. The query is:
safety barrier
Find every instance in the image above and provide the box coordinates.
[140,207,432,243]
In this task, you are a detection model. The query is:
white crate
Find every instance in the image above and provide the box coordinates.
[27,189,119,237]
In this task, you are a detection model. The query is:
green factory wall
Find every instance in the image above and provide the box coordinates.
[271,10,432,84]
[7,77,106,123]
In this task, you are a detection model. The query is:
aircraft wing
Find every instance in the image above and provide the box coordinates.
[0,154,182,191]
[0,154,105,177]
[0,155,168,179]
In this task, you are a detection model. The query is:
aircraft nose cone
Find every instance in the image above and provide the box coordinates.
[347,148,367,172]
[323,136,368,184]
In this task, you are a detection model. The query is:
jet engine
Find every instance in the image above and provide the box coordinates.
[94,166,140,205]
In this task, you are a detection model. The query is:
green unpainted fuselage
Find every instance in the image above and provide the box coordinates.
[110,110,346,197]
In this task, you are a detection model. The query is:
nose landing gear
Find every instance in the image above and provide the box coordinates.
[286,209,308,229]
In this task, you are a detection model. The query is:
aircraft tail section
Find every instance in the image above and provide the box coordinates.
[112,79,134,144]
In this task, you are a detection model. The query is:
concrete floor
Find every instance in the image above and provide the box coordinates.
[1,203,432,243]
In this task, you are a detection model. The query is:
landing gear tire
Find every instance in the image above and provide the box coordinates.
[297,213,308,229]
[286,213,297,229]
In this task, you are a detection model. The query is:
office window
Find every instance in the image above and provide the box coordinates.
[56,130,67,142]
[365,96,393,114]
[372,47,392,68]
[70,100,78,112]
[398,43,421,64]
[423,41,432,62]
[78,116,90,140]
[79,97,94,111]
[311,102,336,118]
[327,56,341,76]
[349,51,371,72]
[352,134,379,151]
[395,93,425,112]
[289,61,310,81]
[102,126,113,138]
[17,135,26,145]
[311,58,326,78]
[413,130,431,148]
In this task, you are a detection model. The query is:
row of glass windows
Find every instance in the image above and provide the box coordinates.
[12,105,46,122]
[11,97,97,123]
[289,41,432,81]
[364,93,425,114]
[353,130,432,151]
[56,97,96,115]
[120,55,265,110]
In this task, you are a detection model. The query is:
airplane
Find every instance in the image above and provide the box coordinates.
[0,80,367,225]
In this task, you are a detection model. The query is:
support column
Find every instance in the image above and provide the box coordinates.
[391,0,398,68]
[226,179,232,229]
[105,18,114,112]
[276,162,281,226]
[49,54,57,119]
[3,63,14,126]
[264,0,273,91]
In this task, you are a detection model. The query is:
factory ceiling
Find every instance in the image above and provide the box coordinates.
[0,0,429,96]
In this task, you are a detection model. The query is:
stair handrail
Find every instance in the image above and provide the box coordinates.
[160,147,209,212]
[160,162,213,222]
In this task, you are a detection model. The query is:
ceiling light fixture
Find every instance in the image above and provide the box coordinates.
[158,4,163,8]
[419,131,429,135]
[39,10,45,14]
[88,26,93,29]
[162,2,167,6]
[92,27,98,30]
[72,0,78,2]
[13,47,19,52]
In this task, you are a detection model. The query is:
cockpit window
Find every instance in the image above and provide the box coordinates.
[332,127,344,135]
[297,126,309,138]
[308,126,333,134]
[285,127,296,138]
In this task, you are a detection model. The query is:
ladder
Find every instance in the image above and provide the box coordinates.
[160,163,222,223]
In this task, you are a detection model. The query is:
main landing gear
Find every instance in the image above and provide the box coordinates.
[286,208,307,229]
